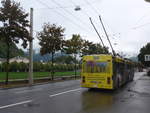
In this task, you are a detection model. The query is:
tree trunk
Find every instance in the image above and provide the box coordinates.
[5,43,10,85]
[74,54,77,79]
[51,52,54,80]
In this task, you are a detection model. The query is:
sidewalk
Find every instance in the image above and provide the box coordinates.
[130,74,150,96]
[110,72,150,113]
[123,72,150,113]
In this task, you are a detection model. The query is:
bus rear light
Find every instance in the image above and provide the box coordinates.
[82,76,85,83]
[107,77,111,84]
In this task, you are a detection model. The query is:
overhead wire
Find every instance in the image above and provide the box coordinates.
[50,0,93,33]
[35,0,93,34]
[132,22,150,30]
[99,16,116,56]
[84,0,117,38]
[89,17,105,47]
[84,0,100,15]
[34,6,74,10]
[69,0,109,47]
[84,0,117,54]
[69,0,98,38]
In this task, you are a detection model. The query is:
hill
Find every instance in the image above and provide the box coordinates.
[0,41,24,58]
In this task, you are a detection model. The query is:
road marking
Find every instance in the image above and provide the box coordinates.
[15,88,42,94]
[49,88,82,97]
[0,100,32,109]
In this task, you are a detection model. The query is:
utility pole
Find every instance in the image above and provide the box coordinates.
[29,8,33,85]
[89,17,105,48]
[99,15,116,56]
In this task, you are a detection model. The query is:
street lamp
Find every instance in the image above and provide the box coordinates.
[74,6,81,11]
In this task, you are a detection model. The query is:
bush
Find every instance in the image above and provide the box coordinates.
[0,63,2,72]
[19,62,28,72]
[1,61,81,72]
[9,62,19,72]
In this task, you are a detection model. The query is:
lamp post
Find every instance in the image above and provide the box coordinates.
[29,8,33,85]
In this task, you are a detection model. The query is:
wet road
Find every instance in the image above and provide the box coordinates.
[0,72,150,113]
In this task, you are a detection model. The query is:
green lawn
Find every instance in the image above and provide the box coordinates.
[0,71,80,81]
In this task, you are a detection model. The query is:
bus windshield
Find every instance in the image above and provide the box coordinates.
[82,61,110,73]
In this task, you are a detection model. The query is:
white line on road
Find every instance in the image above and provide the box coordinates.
[0,100,32,109]
[49,88,82,97]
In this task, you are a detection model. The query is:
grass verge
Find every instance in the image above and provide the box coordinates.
[0,71,80,81]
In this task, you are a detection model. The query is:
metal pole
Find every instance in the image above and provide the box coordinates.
[29,8,33,85]
[99,15,116,56]
[89,17,105,48]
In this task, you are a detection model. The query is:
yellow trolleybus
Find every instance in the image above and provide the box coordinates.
[81,54,134,89]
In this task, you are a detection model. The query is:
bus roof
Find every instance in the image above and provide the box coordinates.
[83,54,134,65]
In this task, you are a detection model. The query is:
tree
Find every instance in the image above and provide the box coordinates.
[138,43,150,67]
[37,23,65,80]
[0,0,30,84]
[63,34,83,77]
[82,39,109,56]
[94,43,109,54]
[81,40,93,56]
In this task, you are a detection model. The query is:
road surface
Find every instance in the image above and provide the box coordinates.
[0,72,150,113]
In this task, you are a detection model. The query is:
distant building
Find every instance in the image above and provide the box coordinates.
[10,56,29,63]
[0,58,5,64]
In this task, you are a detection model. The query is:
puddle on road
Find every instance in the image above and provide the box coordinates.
[127,89,150,97]
[80,89,115,112]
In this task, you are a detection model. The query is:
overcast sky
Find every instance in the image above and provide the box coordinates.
[15,0,150,56]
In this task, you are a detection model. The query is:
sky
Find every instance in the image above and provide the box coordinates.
[14,0,150,57]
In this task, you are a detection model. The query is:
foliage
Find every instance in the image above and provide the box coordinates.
[82,39,109,56]
[0,0,30,48]
[37,23,65,56]
[54,55,77,64]
[0,62,79,72]
[138,42,150,67]
[0,0,30,84]
[63,34,83,55]
[9,61,19,72]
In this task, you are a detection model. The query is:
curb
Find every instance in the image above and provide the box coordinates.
[0,76,81,90]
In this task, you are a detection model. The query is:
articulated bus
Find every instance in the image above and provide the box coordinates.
[81,54,135,89]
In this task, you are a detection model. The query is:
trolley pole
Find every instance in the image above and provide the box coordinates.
[99,15,116,56]
[29,8,33,85]
[89,17,105,48]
